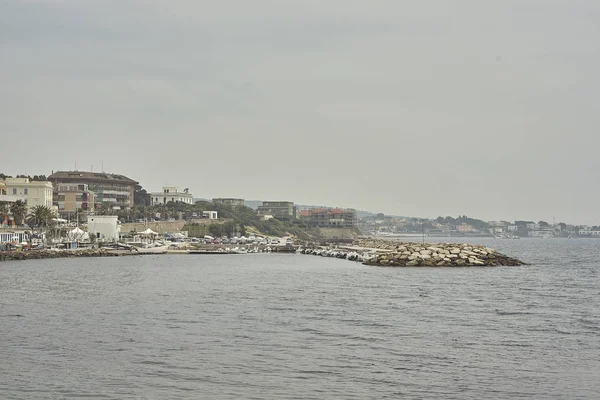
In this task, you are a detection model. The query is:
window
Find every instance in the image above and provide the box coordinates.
[24,188,28,195]
[12,188,17,195]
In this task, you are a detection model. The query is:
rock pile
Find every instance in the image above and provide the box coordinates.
[0,249,121,262]
[354,239,525,267]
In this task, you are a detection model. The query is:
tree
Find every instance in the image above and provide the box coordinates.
[0,202,9,225]
[98,203,113,215]
[134,184,151,206]
[10,200,27,226]
[26,205,57,243]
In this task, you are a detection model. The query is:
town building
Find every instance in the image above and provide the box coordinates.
[54,183,96,215]
[48,171,138,210]
[457,223,475,232]
[87,215,120,242]
[150,186,193,205]
[0,181,27,204]
[213,198,245,207]
[257,201,296,221]
[300,208,357,228]
[202,211,218,220]
[1,177,54,210]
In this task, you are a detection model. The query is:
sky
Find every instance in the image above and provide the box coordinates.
[1,0,599,224]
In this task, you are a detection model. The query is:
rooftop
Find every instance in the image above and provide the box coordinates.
[48,171,138,185]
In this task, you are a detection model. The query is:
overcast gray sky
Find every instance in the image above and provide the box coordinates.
[1,1,599,224]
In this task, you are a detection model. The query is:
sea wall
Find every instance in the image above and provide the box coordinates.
[354,239,524,267]
[120,219,223,234]
[0,249,120,262]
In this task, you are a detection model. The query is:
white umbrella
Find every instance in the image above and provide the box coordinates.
[140,228,158,235]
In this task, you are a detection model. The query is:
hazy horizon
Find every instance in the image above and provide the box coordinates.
[2,1,599,224]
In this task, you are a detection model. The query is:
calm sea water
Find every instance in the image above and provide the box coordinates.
[1,238,599,399]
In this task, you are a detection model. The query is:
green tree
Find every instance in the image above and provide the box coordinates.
[26,205,57,243]
[0,202,10,225]
[134,184,151,206]
[98,203,113,215]
[10,200,27,226]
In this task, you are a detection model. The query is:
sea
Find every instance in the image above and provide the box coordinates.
[1,238,599,399]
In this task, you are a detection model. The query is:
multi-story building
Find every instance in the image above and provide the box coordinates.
[457,223,475,232]
[300,208,356,228]
[257,201,296,221]
[213,198,245,207]
[1,177,54,210]
[54,183,97,215]
[150,186,193,205]
[0,181,26,204]
[48,171,138,211]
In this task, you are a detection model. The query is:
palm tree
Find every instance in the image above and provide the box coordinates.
[0,202,9,226]
[10,200,27,226]
[26,205,57,244]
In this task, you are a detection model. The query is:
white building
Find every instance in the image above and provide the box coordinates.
[0,181,26,204]
[202,211,218,220]
[150,186,193,205]
[87,215,120,242]
[1,178,54,210]
[578,226,592,236]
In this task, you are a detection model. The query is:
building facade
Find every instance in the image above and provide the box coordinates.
[257,201,296,221]
[150,187,193,205]
[1,178,54,210]
[87,215,120,242]
[202,211,218,220]
[213,198,245,207]
[48,171,138,210]
[55,183,96,215]
[0,181,27,204]
[300,208,356,228]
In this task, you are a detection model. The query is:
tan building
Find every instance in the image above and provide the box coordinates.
[300,208,356,228]
[1,177,54,210]
[457,223,474,232]
[55,183,96,214]
[257,201,296,221]
[48,171,138,210]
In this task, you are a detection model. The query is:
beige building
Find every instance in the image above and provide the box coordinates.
[257,201,296,221]
[1,178,54,210]
[55,183,96,215]
[457,223,475,232]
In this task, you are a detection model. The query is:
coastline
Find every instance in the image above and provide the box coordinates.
[1,238,526,267]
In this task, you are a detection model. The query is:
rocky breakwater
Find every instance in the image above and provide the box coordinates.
[0,249,121,262]
[355,239,525,267]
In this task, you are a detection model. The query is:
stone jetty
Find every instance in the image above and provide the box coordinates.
[353,239,525,267]
[0,249,121,262]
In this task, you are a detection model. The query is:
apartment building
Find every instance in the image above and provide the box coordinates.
[48,171,138,210]
[0,177,54,210]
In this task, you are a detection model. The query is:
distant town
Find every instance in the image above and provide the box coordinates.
[0,170,598,247]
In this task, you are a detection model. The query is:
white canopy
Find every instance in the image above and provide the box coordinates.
[68,227,89,241]
[140,228,158,235]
